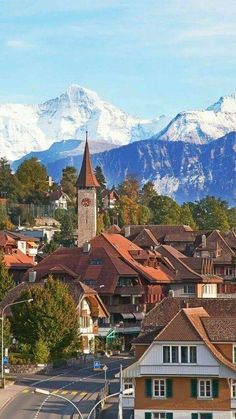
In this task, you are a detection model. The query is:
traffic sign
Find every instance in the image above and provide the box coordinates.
[93,360,101,370]
[3,356,9,365]
[103,365,108,371]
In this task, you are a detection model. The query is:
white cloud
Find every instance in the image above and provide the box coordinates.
[5,39,32,49]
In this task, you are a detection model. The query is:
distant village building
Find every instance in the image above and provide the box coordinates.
[48,188,70,210]
[101,188,119,209]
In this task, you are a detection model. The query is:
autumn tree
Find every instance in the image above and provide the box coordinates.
[180,203,197,229]
[118,175,140,202]
[149,195,181,225]
[0,252,15,301]
[15,158,48,204]
[11,278,79,358]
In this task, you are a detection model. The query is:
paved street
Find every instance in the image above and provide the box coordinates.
[0,357,131,419]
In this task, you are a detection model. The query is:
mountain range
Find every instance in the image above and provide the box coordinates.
[4,86,236,204]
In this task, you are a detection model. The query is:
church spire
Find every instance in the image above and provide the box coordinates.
[76,132,100,188]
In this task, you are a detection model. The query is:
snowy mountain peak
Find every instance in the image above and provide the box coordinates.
[207,93,236,113]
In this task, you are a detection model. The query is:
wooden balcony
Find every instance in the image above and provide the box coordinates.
[115,285,145,296]
[107,303,145,313]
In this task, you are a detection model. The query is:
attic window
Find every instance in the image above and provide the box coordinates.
[89,259,103,265]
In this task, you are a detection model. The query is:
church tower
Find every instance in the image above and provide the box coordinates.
[76,133,100,247]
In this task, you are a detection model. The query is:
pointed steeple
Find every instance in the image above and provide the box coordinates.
[76,132,100,188]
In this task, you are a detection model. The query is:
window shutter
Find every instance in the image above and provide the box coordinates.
[205,415,212,419]
[191,414,198,419]
[191,379,198,397]
[145,413,151,419]
[145,379,152,398]
[166,379,173,397]
[212,379,219,398]
[166,414,173,419]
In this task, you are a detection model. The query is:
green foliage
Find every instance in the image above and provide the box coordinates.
[0,318,12,349]
[97,213,105,234]
[140,181,158,205]
[180,204,197,229]
[0,211,13,229]
[228,207,236,229]
[149,195,181,225]
[0,252,14,302]
[33,339,50,364]
[61,166,77,203]
[190,196,230,231]
[11,277,79,359]
[0,158,19,202]
[53,208,77,247]
[15,158,48,204]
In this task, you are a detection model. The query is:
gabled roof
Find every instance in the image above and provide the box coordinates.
[202,317,236,342]
[133,228,159,248]
[155,308,202,342]
[4,249,35,268]
[76,139,100,188]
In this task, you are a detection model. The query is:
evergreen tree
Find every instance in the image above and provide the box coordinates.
[0,157,18,201]
[228,207,236,229]
[11,277,79,358]
[94,166,106,209]
[61,166,78,203]
[0,252,15,301]
[149,195,181,225]
[140,181,158,206]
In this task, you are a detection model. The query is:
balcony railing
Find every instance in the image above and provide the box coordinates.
[106,303,145,313]
[115,285,145,295]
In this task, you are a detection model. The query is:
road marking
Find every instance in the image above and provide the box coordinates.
[52,390,59,394]
[22,389,30,393]
[80,392,87,396]
[61,390,68,395]
[71,391,78,395]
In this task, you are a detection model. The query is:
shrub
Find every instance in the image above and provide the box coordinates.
[33,339,50,364]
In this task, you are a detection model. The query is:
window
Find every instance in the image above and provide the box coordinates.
[163,346,197,364]
[184,285,195,294]
[153,379,166,398]
[199,380,212,398]
[89,259,103,265]
[123,379,134,393]
[233,346,236,364]
[232,381,236,398]
[225,267,233,276]
[152,414,166,419]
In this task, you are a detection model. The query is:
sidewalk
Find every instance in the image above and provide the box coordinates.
[0,383,26,412]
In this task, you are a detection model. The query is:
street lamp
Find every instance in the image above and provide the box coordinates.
[87,388,134,419]
[34,388,83,419]
[1,298,33,387]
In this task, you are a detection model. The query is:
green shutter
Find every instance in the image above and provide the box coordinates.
[191,414,198,419]
[191,379,198,397]
[166,414,173,419]
[145,378,152,398]
[145,413,151,419]
[166,379,173,397]
[205,415,213,419]
[212,379,219,398]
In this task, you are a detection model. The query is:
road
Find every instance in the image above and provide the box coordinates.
[0,357,131,419]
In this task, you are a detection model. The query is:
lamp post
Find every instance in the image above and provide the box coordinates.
[87,388,134,419]
[34,388,83,419]
[1,298,33,387]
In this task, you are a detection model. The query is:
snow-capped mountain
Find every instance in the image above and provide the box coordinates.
[14,132,235,205]
[0,84,169,161]
[154,93,236,144]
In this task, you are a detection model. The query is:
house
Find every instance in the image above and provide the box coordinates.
[48,188,70,210]
[121,296,236,419]
[0,230,36,283]
[101,188,119,209]
[0,280,108,354]
[24,232,174,348]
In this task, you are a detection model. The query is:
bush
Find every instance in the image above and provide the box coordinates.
[33,339,50,364]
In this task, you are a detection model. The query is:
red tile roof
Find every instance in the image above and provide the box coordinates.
[4,249,35,267]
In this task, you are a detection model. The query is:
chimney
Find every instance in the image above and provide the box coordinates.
[29,271,37,283]
[83,241,91,253]
[201,234,206,248]
[168,289,174,297]
[124,225,131,238]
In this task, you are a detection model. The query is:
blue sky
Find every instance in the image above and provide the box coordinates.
[0,0,236,117]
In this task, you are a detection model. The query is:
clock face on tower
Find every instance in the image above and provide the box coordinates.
[81,197,91,207]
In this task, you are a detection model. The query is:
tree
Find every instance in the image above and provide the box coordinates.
[137,205,151,225]
[0,252,14,302]
[149,195,181,225]
[180,204,197,229]
[0,157,18,201]
[15,158,48,204]
[191,196,230,231]
[11,277,79,358]
[94,166,106,209]
[0,211,14,229]
[140,181,158,206]
[33,339,50,364]
[54,208,77,247]
[228,207,236,229]
[118,175,140,202]
[116,196,140,226]
[61,166,78,203]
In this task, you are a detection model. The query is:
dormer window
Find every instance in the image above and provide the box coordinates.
[163,345,197,364]
[89,259,103,265]
[233,346,236,364]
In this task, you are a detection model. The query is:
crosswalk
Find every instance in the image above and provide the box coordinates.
[22,389,87,396]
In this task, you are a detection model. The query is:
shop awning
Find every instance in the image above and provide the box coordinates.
[133,312,145,320]
[121,313,134,320]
